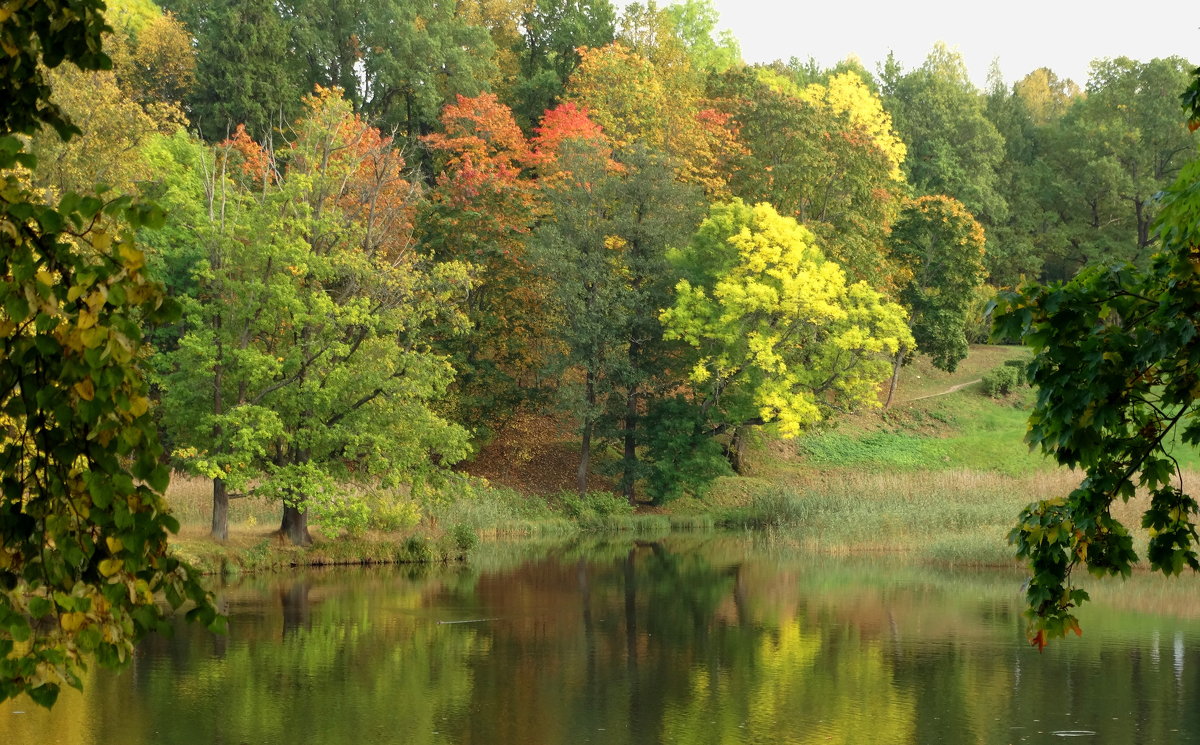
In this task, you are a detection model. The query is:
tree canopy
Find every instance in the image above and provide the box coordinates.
[1,0,217,706]
[995,110,1200,647]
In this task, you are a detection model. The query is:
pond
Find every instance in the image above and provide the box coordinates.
[2,534,1199,744]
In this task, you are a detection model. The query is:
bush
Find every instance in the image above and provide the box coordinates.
[982,365,1020,398]
[308,488,422,537]
[447,523,478,552]
[558,491,635,520]
[1002,358,1030,386]
[402,535,433,562]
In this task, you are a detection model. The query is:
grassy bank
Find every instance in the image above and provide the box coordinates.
[163,473,714,576]
[683,345,1197,567]
[166,345,1188,573]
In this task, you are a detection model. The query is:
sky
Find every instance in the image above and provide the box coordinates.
[671,0,1198,88]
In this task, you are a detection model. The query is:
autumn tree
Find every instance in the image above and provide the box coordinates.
[0,0,217,705]
[711,66,907,287]
[1013,67,1081,126]
[884,195,987,407]
[656,200,912,486]
[121,10,196,110]
[421,93,551,435]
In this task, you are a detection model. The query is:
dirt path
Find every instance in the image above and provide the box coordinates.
[902,378,982,403]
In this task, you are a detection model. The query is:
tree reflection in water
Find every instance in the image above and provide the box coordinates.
[2,537,1200,744]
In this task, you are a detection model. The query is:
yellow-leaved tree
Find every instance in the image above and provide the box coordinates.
[647,200,912,498]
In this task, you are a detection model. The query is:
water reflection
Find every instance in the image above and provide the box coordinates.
[3,536,1200,744]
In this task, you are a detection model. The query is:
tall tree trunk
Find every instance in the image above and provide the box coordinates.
[280,503,312,547]
[884,348,906,410]
[279,448,313,546]
[211,478,229,542]
[210,309,227,540]
[577,370,595,496]
[725,425,749,475]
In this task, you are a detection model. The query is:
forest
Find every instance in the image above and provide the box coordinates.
[2,0,1200,703]
[12,0,1196,545]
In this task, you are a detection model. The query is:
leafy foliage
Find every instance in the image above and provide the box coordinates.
[981,366,1019,398]
[891,195,988,372]
[994,149,1200,648]
[712,67,906,288]
[421,93,550,434]
[159,88,471,544]
[0,0,217,707]
[658,200,912,470]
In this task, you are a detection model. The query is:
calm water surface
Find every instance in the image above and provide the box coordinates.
[3,534,1200,744]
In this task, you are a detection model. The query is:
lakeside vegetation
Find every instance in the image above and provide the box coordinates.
[162,344,1192,578]
[4,0,1200,704]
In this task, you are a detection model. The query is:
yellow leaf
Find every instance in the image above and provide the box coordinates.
[128,396,149,418]
[60,612,88,632]
[35,270,54,286]
[118,243,145,270]
[81,326,106,348]
[106,536,123,554]
[98,558,123,577]
[85,288,107,312]
[74,379,95,401]
[78,309,97,329]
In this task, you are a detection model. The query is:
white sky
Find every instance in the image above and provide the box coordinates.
[660,1,1199,88]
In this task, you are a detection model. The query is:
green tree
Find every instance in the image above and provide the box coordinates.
[981,64,1051,285]
[1037,57,1197,279]
[658,200,912,481]
[994,149,1200,648]
[162,0,301,139]
[159,90,470,544]
[0,0,217,706]
[663,0,740,74]
[511,0,617,128]
[290,0,496,143]
[882,44,1008,235]
[533,118,703,499]
[884,195,987,407]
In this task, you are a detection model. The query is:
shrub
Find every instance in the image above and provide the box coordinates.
[982,365,1019,398]
[1002,357,1030,386]
[448,523,478,552]
[308,491,373,537]
[403,535,433,562]
[559,491,635,520]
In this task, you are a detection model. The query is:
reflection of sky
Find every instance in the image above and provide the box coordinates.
[619,0,1198,88]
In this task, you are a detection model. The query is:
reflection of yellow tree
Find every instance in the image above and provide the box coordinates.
[662,620,914,745]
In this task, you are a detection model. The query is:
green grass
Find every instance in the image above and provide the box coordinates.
[715,471,1037,566]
